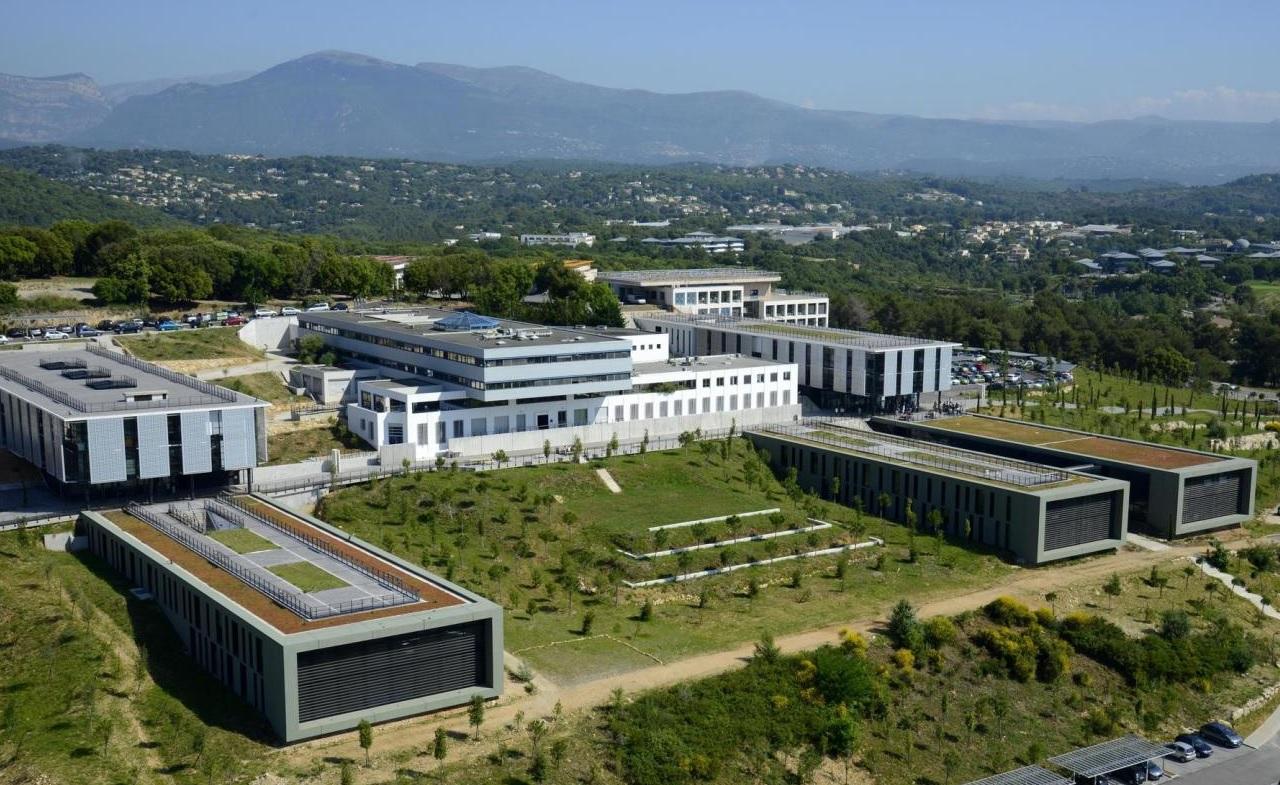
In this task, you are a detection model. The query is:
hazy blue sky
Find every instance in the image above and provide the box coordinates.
[5,0,1280,122]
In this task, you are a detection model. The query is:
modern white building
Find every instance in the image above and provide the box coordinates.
[597,267,829,326]
[518,232,596,248]
[639,232,745,254]
[295,309,799,461]
[634,313,958,415]
[0,346,269,497]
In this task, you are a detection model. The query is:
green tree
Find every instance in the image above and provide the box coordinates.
[887,599,922,651]
[357,718,373,766]
[432,726,448,776]
[468,694,486,739]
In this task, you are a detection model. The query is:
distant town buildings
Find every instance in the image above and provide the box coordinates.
[726,222,868,245]
[637,231,745,253]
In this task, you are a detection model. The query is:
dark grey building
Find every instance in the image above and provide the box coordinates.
[873,414,1257,538]
[0,346,268,497]
[747,420,1129,565]
[79,495,503,742]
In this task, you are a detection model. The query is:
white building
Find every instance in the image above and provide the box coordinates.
[639,232,745,254]
[467,231,503,242]
[597,267,829,326]
[518,232,596,248]
[634,313,958,415]
[296,309,799,462]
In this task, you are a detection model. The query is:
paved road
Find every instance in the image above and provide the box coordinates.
[1173,736,1280,785]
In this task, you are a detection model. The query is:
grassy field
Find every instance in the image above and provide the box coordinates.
[215,371,294,404]
[0,527,272,784]
[118,328,264,362]
[265,421,364,465]
[318,441,1015,682]
[1248,279,1280,308]
[206,527,277,554]
[267,561,348,592]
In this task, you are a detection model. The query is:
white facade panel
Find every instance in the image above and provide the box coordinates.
[180,411,213,474]
[136,413,171,479]
[87,417,127,484]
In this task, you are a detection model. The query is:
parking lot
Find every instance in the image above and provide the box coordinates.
[1157,740,1254,779]
[1171,736,1280,785]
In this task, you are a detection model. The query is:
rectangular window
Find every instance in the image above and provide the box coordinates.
[703,397,711,412]
[630,404,639,420]
[660,401,668,417]
[436,422,445,442]
[494,416,510,434]
[716,377,725,387]
[674,400,683,416]
[557,411,567,427]
[453,420,464,438]
[574,409,588,426]
[770,392,778,406]
[387,425,404,445]
[516,414,527,431]
[757,392,765,407]
[702,378,711,388]
[471,418,487,437]
[615,405,624,421]
[716,396,725,412]
[730,395,738,410]
[644,403,654,419]
[783,391,791,405]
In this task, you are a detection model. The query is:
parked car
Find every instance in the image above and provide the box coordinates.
[1200,721,1243,748]
[331,302,349,311]
[76,327,101,337]
[225,315,246,326]
[1176,732,1213,757]
[56,324,72,334]
[156,320,182,331]
[305,302,330,312]
[215,311,229,321]
[1165,741,1195,762]
[96,319,117,331]
[115,323,141,334]
[280,306,300,316]
[43,330,69,340]
[253,308,277,318]
[0,334,9,345]
[5,328,24,339]
[1142,760,1164,780]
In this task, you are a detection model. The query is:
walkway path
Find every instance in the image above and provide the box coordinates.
[1199,559,1280,621]
[594,468,621,494]
[278,539,1201,774]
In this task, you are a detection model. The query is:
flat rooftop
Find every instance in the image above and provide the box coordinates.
[597,267,781,285]
[0,346,264,418]
[633,353,789,375]
[640,313,957,351]
[914,415,1222,470]
[105,497,467,634]
[751,420,1093,490]
[300,308,629,352]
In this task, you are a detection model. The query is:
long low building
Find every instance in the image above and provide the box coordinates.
[873,414,1256,538]
[79,496,502,742]
[297,308,801,461]
[597,267,829,325]
[747,420,1129,565]
[635,313,958,415]
[0,345,269,497]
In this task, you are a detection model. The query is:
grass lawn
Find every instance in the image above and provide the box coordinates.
[119,327,264,362]
[318,441,1015,683]
[0,527,272,784]
[266,421,364,465]
[215,371,294,404]
[267,561,348,592]
[1248,279,1280,308]
[206,527,277,554]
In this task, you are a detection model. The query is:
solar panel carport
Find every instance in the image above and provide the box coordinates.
[962,765,1071,785]
[1048,734,1171,780]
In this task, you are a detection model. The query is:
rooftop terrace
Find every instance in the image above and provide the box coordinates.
[641,313,957,350]
[0,346,263,417]
[300,309,629,351]
[917,415,1222,470]
[104,497,466,634]
[752,420,1091,490]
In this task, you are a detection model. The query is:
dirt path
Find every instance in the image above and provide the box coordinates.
[278,540,1201,775]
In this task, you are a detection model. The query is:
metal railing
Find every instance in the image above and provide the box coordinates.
[126,501,318,620]
[212,496,420,600]
[758,418,1071,487]
[87,345,241,403]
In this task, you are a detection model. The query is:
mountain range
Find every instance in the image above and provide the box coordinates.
[4,51,1280,183]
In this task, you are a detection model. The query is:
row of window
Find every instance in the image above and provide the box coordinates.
[338,348,628,394]
[301,323,628,368]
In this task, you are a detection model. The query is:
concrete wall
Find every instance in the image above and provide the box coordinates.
[239,316,297,351]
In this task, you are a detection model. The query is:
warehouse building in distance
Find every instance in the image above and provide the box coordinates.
[635,313,958,415]
[747,420,1129,565]
[0,346,269,498]
[79,496,502,742]
[873,414,1256,539]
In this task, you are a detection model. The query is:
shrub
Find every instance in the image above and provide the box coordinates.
[638,600,654,622]
[975,626,1037,682]
[893,648,915,674]
[886,600,923,652]
[923,616,957,649]
[984,596,1036,627]
[1034,634,1071,683]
